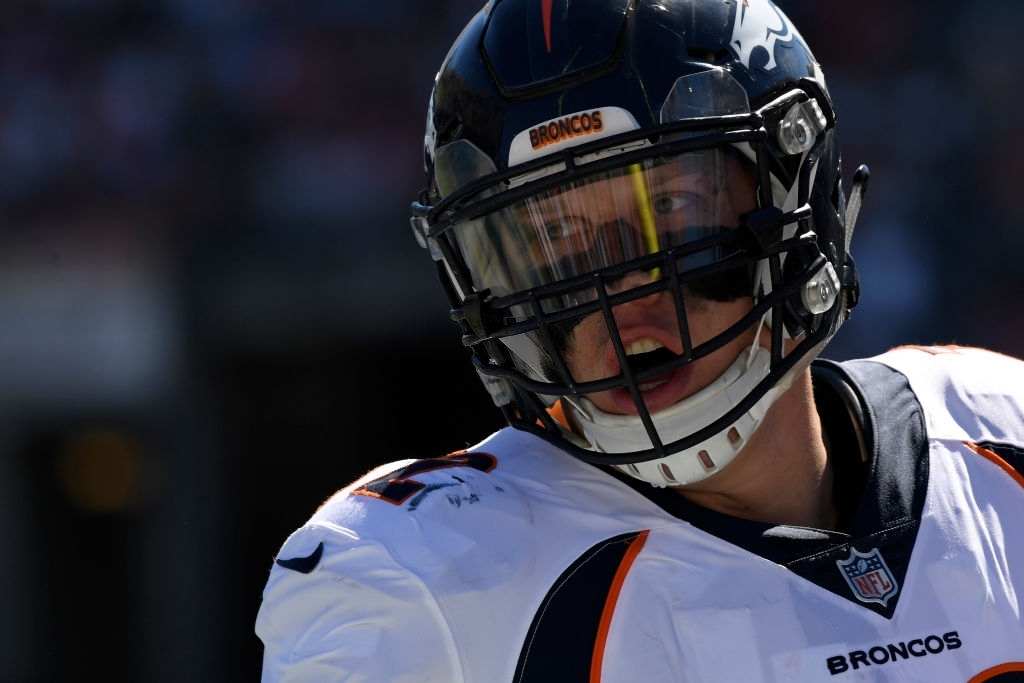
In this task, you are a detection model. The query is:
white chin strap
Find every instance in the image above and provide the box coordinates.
[565,338,820,488]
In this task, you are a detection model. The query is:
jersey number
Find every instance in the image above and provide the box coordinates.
[352,451,497,506]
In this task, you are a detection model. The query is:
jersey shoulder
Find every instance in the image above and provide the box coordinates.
[866,345,1024,444]
[308,428,575,555]
[257,427,648,680]
[256,429,527,682]
[257,492,465,681]
[304,426,650,558]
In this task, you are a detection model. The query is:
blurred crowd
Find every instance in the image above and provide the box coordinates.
[0,0,1021,680]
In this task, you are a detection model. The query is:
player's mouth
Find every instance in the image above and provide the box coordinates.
[605,329,694,415]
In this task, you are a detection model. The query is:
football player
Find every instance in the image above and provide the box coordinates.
[257,0,1024,680]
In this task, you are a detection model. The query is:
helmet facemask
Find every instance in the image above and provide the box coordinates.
[413,68,860,487]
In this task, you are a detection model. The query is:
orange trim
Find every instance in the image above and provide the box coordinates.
[351,486,406,506]
[590,530,650,683]
[547,400,570,429]
[541,0,554,53]
[968,662,1024,683]
[965,442,1024,490]
[352,452,498,506]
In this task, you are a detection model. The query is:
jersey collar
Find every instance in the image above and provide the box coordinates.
[603,358,929,618]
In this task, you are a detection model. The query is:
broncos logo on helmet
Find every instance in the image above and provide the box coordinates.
[730,0,798,71]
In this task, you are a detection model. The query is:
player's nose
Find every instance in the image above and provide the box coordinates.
[606,269,666,311]
[609,268,653,291]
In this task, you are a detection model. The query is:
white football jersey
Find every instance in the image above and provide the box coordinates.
[257,347,1024,682]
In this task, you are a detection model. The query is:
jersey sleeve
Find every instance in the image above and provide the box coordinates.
[256,522,464,683]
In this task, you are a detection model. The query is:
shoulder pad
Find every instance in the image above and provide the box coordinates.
[306,442,538,588]
[871,346,1024,443]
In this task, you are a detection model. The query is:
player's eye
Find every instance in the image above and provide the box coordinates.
[541,216,587,242]
[652,192,704,216]
[543,221,570,241]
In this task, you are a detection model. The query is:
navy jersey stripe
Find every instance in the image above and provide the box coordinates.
[514,531,647,683]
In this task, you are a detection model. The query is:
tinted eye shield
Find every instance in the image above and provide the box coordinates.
[411,111,820,377]
[414,117,779,314]
[413,112,766,239]
[412,77,834,241]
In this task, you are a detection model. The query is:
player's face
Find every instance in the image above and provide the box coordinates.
[545,152,761,415]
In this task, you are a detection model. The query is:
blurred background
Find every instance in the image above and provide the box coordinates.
[0,0,1020,680]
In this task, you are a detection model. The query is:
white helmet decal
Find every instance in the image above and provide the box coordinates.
[424,86,438,158]
[729,0,796,71]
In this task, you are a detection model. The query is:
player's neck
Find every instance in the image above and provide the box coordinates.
[676,370,839,530]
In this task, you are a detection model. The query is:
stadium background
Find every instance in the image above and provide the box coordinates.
[1,1,1021,680]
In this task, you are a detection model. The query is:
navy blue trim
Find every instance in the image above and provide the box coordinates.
[514,531,644,683]
[812,360,870,531]
[275,542,324,575]
[352,452,497,506]
[603,359,929,619]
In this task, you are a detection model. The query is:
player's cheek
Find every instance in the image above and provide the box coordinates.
[564,316,608,379]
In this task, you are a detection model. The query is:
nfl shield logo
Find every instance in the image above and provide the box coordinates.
[836,547,899,607]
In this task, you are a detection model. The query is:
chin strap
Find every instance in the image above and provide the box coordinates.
[564,336,827,488]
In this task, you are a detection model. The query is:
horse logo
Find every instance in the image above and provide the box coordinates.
[729,0,797,71]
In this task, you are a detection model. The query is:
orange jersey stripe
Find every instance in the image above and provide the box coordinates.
[545,399,571,429]
[968,662,1024,683]
[590,530,650,683]
[965,442,1024,490]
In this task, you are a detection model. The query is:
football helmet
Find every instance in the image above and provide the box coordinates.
[411,0,868,487]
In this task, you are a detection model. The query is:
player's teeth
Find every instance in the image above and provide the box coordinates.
[639,378,669,392]
[625,338,664,356]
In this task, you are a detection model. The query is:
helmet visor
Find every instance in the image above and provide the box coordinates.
[452,147,759,308]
